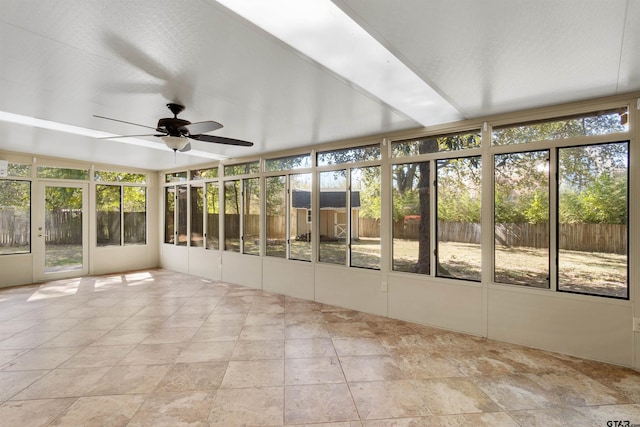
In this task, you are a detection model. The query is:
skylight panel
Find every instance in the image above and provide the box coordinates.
[216,0,461,126]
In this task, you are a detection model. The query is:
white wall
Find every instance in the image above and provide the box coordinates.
[0,254,33,288]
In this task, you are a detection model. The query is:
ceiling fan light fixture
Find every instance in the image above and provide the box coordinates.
[161,135,189,151]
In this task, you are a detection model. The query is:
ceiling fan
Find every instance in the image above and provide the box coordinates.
[94,103,253,152]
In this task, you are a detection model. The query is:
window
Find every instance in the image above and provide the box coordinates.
[392,162,430,274]
[317,144,380,166]
[265,154,311,172]
[165,171,187,183]
[266,176,317,260]
[225,161,260,176]
[557,142,628,298]
[266,176,287,258]
[190,167,218,180]
[176,185,188,246]
[6,163,31,178]
[95,171,146,183]
[494,151,549,287]
[190,184,204,247]
[492,108,628,146]
[0,180,30,255]
[290,173,312,261]
[123,186,146,245]
[224,180,241,251]
[97,185,146,246]
[96,185,121,246]
[243,178,260,255]
[318,170,347,264]
[205,182,220,249]
[164,187,175,244]
[163,184,189,246]
[392,130,481,157]
[436,156,481,280]
[350,166,381,269]
[37,166,88,180]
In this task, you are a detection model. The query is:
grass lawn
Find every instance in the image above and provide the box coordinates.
[394,240,626,298]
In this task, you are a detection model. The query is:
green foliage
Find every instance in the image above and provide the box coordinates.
[0,180,30,209]
[356,167,381,220]
[560,173,627,224]
[493,110,626,145]
[265,176,286,216]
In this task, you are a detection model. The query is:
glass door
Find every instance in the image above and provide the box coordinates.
[35,182,88,281]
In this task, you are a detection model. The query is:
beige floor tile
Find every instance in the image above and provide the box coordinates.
[209,386,284,426]
[472,374,557,411]
[176,341,236,363]
[38,330,107,348]
[161,314,207,328]
[13,367,111,399]
[333,338,388,357]
[362,412,519,426]
[327,322,377,338]
[59,345,134,368]
[0,331,61,350]
[21,317,85,332]
[249,303,285,314]
[89,329,152,346]
[393,352,465,380]
[142,327,199,344]
[71,316,129,330]
[285,357,345,385]
[116,316,168,330]
[349,381,430,420]
[285,383,359,424]
[340,355,404,382]
[0,398,75,427]
[240,324,284,340]
[2,347,81,371]
[191,326,242,342]
[1,269,639,426]
[285,338,337,358]
[411,378,501,415]
[128,391,214,427]
[0,349,29,367]
[118,343,186,365]
[0,370,49,401]
[88,364,172,395]
[154,362,228,392]
[202,313,247,328]
[49,395,145,427]
[508,406,597,426]
[579,403,640,425]
[525,371,630,406]
[285,322,331,339]
[244,312,285,326]
[221,359,284,388]
[232,339,284,360]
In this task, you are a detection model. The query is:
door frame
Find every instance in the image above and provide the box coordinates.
[34,181,89,282]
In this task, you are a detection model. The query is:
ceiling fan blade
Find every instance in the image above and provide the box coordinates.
[190,134,254,147]
[179,141,192,152]
[180,121,223,135]
[93,115,157,130]
[97,133,164,140]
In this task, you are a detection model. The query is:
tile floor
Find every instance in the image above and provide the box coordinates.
[0,268,639,426]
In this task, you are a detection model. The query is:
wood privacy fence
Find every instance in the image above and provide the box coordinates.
[0,208,29,246]
[45,210,82,244]
[96,212,146,245]
[6,208,621,253]
[382,218,625,255]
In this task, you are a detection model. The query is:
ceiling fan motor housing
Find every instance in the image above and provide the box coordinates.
[156,117,191,136]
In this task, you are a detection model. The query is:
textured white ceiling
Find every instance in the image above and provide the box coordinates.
[0,0,638,170]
